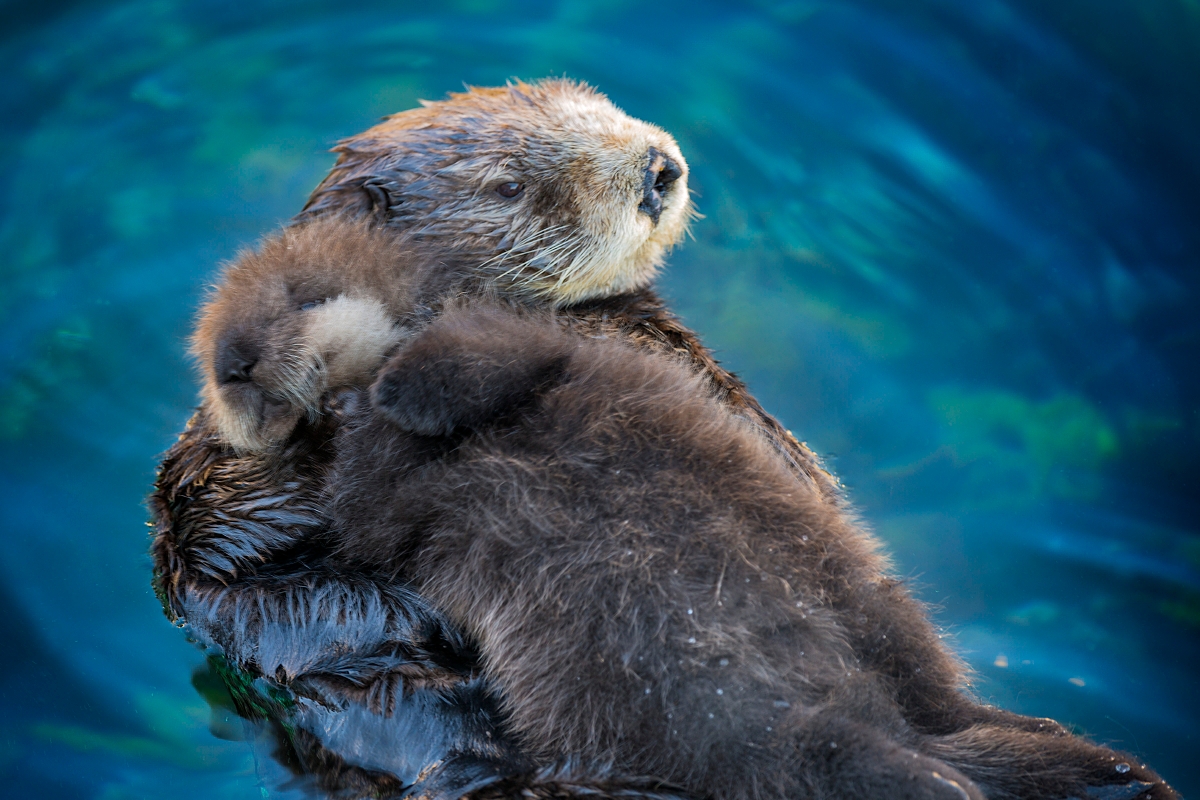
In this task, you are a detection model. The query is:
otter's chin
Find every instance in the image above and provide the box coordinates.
[209,384,306,453]
[537,186,691,306]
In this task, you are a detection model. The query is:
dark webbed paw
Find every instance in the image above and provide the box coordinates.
[371,306,574,437]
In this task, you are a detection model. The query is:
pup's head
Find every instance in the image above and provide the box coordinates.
[299,78,693,306]
[193,218,427,452]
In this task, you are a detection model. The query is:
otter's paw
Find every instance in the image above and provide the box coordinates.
[371,308,573,437]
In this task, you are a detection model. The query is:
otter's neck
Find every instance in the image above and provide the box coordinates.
[563,289,843,505]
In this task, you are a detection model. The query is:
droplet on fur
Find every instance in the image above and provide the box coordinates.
[687,608,693,615]
[645,687,651,695]
[766,726,772,731]
[688,637,696,644]
[801,535,808,542]
[716,688,723,695]
[774,700,790,709]
[719,658,729,667]
[1116,763,1131,774]
[830,741,837,749]
[708,713,714,719]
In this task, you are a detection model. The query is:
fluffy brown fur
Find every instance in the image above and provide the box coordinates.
[184,216,1040,741]
[323,304,1176,800]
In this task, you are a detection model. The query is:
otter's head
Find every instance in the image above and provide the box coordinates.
[193,219,425,452]
[299,79,692,306]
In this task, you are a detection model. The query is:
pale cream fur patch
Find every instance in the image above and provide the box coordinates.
[302,294,403,391]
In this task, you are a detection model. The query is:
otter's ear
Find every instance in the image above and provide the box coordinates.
[370,309,574,437]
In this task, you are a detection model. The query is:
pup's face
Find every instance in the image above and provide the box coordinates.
[192,222,408,452]
[301,79,694,306]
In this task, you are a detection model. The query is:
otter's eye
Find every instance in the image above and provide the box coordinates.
[495,182,524,199]
[300,299,326,311]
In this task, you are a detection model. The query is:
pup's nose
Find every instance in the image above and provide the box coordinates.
[639,147,683,225]
[215,330,260,385]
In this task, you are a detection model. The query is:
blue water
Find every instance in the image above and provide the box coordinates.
[1,1,1197,797]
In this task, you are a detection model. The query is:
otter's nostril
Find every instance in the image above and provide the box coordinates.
[656,155,682,191]
[639,147,682,225]
[215,332,260,385]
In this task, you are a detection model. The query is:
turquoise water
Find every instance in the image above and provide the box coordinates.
[1,1,1197,797]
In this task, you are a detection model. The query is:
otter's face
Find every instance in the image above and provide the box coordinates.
[301,80,693,306]
[193,249,403,453]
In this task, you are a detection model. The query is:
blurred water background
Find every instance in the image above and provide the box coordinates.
[1,0,1197,796]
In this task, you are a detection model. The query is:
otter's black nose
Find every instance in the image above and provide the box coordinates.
[215,330,260,385]
[639,147,683,225]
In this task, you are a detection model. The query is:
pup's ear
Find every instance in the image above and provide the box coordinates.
[370,308,573,437]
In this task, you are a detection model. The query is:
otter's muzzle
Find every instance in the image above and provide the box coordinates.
[215,327,260,385]
[639,147,683,225]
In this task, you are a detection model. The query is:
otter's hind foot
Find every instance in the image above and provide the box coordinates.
[792,716,987,800]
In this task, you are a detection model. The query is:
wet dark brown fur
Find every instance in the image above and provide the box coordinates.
[324,303,1176,800]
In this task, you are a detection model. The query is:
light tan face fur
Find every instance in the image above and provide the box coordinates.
[301,79,694,306]
[193,219,420,452]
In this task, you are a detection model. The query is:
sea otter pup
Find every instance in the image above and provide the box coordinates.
[328,303,989,800]
[183,218,1175,800]
[339,307,1172,800]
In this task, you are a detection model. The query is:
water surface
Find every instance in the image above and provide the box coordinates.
[1,1,1197,796]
